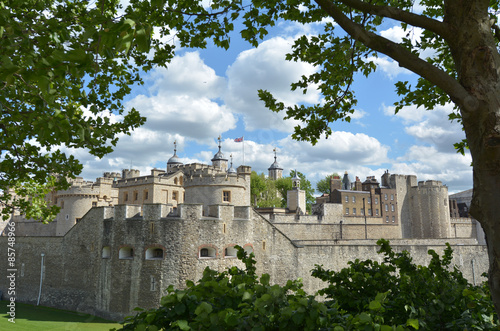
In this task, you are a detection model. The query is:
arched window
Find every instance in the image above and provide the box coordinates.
[199,246,216,258]
[243,244,253,255]
[119,247,134,259]
[102,246,111,259]
[146,247,164,260]
[224,246,237,258]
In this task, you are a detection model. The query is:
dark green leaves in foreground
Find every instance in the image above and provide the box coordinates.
[118,241,499,330]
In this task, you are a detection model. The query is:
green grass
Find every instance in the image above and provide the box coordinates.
[0,300,122,330]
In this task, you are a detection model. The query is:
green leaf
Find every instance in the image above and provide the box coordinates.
[176,320,190,331]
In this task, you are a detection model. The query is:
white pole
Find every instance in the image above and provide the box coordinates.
[243,137,245,165]
[37,253,45,306]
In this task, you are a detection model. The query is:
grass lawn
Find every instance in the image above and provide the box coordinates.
[0,300,123,330]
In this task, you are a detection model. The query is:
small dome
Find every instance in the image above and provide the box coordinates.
[212,149,226,161]
[167,153,182,165]
[167,141,183,166]
[228,166,237,174]
[268,159,282,170]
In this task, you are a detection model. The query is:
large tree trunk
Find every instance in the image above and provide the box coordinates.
[446,0,500,316]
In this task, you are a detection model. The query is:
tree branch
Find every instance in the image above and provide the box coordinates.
[338,0,450,39]
[314,0,478,111]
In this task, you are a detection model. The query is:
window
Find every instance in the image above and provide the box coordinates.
[225,246,237,258]
[223,190,231,202]
[174,178,178,185]
[146,247,164,260]
[345,195,349,203]
[243,245,254,255]
[345,208,349,215]
[353,208,356,215]
[368,197,371,204]
[385,204,388,212]
[392,216,395,223]
[352,196,356,203]
[391,194,394,201]
[92,201,97,207]
[376,209,379,216]
[173,191,178,201]
[386,216,389,223]
[134,192,138,201]
[124,193,128,201]
[144,190,149,200]
[384,194,388,200]
[368,209,372,216]
[375,197,378,205]
[60,200,64,208]
[102,246,111,258]
[199,246,216,258]
[119,247,134,259]
[361,208,364,216]
[391,205,395,212]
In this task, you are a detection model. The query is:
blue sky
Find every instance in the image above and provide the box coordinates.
[73,12,472,195]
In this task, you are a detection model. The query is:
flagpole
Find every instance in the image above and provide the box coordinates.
[243,136,245,165]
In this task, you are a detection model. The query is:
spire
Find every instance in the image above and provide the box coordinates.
[228,153,237,174]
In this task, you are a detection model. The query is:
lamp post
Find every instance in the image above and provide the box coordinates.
[363,198,367,239]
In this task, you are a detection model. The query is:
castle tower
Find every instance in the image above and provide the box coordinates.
[287,170,306,214]
[167,140,183,173]
[211,135,228,171]
[268,148,283,180]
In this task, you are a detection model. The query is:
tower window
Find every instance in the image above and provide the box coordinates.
[352,196,356,203]
[345,208,349,215]
[119,247,134,259]
[146,247,164,260]
[353,208,356,215]
[223,191,231,202]
[199,246,216,258]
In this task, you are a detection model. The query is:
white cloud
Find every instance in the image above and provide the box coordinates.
[393,145,472,192]
[367,56,413,78]
[225,36,321,132]
[126,51,237,144]
[383,103,464,153]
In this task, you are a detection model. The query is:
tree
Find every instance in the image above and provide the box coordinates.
[316,173,339,195]
[0,1,173,221]
[127,0,500,315]
[250,171,267,206]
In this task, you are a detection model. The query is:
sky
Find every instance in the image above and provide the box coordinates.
[72,7,472,195]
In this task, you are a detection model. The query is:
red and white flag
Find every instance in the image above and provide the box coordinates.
[234,136,244,142]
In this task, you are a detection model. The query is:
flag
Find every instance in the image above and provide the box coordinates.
[234,136,244,142]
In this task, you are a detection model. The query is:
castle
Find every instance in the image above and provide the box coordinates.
[0,140,488,321]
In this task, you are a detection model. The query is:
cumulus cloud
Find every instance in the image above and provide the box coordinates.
[393,145,472,192]
[383,103,464,153]
[126,51,237,145]
[225,36,321,132]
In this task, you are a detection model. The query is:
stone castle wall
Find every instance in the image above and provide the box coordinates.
[0,203,489,321]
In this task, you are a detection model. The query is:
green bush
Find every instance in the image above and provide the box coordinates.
[117,241,499,330]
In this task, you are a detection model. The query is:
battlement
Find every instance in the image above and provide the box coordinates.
[108,203,251,221]
[418,180,444,187]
